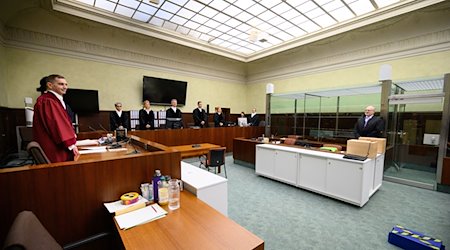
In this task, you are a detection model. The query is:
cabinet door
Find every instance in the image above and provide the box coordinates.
[373,154,384,190]
[255,147,275,176]
[298,155,327,192]
[326,159,362,203]
[274,150,298,185]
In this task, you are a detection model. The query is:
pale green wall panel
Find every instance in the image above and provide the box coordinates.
[249,50,450,113]
[4,48,247,112]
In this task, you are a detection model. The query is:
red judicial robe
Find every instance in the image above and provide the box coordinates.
[33,92,77,163]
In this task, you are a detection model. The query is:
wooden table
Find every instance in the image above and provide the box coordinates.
[115,191,264,250]
[169,143,220,159]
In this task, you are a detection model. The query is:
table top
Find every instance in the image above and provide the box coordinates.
[115,191,264,250]
[169,143,221,158]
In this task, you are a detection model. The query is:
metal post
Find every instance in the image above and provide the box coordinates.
[437,73,450,184]
[265,93,271,136]
[380,80,391,138]
[294,99,297,134]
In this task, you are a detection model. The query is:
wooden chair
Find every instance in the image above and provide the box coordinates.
[199,147,227,178]
[27,141,50,164]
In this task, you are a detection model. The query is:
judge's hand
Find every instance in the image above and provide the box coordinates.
[201,121,205,125]
[118,125,124,129]
[219,122,223,126]
[146,124,150,128]
[72,146,80,158]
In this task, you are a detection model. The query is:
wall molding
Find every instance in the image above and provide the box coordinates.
[4,27,246,84]
[247,28,450,84]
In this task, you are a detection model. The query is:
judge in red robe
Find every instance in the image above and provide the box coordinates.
[33,74,79,163]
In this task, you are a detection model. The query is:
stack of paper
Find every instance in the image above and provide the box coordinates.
[78,146,107,154]
[76,139,99,146]
[104,196,148,214]
[114,204,167,230]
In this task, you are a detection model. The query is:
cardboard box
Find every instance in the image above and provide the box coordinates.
[388,225,445,250]
[346,139,377,159]
[358,137,386,154]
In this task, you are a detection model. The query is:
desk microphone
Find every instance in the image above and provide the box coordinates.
[127,139,140,155]
[98,123,108,132]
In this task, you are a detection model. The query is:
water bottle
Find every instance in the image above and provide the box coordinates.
[168,179,180,210]
[152,170,161,203]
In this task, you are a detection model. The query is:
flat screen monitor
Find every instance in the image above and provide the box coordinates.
[64,89,99,113]
[237,117,248,127]
[423,133,440,146]
[143,76,187,105]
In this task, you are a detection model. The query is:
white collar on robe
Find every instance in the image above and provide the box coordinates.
[48,90,66,109]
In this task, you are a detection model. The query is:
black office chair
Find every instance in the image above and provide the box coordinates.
[3,211,110,250]
[27,141,50,164]
[199,147,227,178]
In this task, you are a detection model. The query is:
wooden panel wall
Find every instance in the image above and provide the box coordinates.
[129,126,265,152]
[0,150,181,247]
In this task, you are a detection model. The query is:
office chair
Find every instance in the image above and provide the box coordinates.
[18,127,33,151]
[27,141,51,164]
[3,211,110,250]
[199,147,227,178]
[284,138,296,145]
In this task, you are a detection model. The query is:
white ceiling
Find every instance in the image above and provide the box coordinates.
[52,0,444,62]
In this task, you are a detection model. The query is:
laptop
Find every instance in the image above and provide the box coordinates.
[237,117,248,127]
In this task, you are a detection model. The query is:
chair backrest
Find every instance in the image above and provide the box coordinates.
[27,141,51,164]
[284,138,296,145]
[3,211,62,250]
[18,127,33,151]
[208,147,226,167]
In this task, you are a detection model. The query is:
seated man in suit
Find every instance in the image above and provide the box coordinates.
[110,102,129,131]
[193,101,207,128]
[355,105,384,138]
[166,99,183,129]
[249,108,260,126]
[213,107,224,127]
[139,100,155,130]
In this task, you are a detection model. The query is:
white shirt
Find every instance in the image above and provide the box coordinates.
[48,90,66,110]
[251,112,256,118]
[171,107,177,112]
[116,110,122,117]
[144,108,151,114]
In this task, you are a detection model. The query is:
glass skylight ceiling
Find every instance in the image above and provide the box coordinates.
[71,0,401,55]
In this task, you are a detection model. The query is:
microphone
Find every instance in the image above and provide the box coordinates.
[126,138,140,155]
[88,125,96,131]
[98,123,108,132]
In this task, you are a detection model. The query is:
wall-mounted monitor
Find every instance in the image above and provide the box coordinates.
[143,76,187,106]
[64,89,99,113]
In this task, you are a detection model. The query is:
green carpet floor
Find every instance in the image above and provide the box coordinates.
[185,156,450,250]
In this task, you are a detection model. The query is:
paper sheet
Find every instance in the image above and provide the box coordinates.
[114,204,167,230]
[76,139,99,146]
[104,196,148,213]
[79,148,107,154]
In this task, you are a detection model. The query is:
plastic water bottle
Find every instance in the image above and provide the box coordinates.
[152,170,161,203]
[168,179,180,210]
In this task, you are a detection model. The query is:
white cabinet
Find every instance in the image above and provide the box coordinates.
[326,159,364,204]
[255,144,383,207]
[298,155,327,193]
[372,154,384,193]
[274,150,298,185]
[255,147,275,176]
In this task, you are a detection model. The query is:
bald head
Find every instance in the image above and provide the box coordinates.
[364,106,375,117]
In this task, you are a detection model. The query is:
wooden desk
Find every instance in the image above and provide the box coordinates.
[116,191,264,250]
[233,138,264,165]
[0,136,181,247]
[169,143,220,158]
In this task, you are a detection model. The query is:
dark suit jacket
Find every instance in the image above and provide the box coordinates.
[193,108,207,127]
[166,107,183,129]
[355,115,384,138]
[139,109,155,130]
[213,112,224,127]
[249,114,260,126]
[110,111,129,131]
